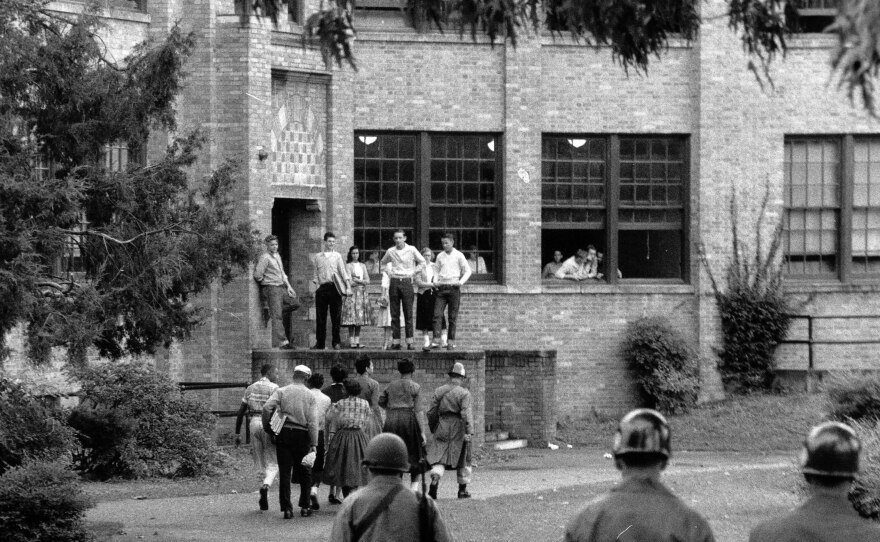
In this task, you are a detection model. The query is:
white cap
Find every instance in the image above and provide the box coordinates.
[293,364,312,377]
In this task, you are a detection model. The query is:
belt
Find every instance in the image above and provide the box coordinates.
[282,421,308,431]
[437,283,460,289]
[390,276,413,281]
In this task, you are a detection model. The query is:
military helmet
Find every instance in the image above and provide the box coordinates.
[800,421,860,478]
[363,433,410,472]
[448,362,466,378]
[612,408,671,459]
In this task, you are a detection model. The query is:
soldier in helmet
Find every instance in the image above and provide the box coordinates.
[564,408,715,542]
[329,433,454,542]
[426,362,474,500]
[749,421,880,542]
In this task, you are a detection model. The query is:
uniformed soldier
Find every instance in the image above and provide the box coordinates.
[749,421,880,542]
[329,433,454,542]
[427,362,473,500]
[564,408,715,542]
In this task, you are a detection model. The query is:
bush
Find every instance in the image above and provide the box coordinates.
[69,361,218,478]
[0,377,78,475]
[825,371,880,423]
[622,316,700,414]
[0,460,94,542]
[849,419,880,522]
[701,182,792,393]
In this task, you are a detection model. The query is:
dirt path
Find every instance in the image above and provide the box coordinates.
[86,448,796,541]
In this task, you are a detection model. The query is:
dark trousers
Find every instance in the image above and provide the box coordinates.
[389,277,415,340]
[434,285,461,340]
[276,427,312,511]
[314,282,342,348]
[261,285,288,346]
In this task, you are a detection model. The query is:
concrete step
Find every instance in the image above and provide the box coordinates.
[492,438,528,451]
[483,431,510,443]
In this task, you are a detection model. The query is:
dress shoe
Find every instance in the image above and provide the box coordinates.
[280,342,294,350]
[258,485,269,511]
[328,494,342,505]
[428,480,439,500]
[300,507,313,517]
[283,508,293,519]
[332,344,342,350]
[457,484,471,499]
[310,345,325,350]
[391,344,402,350]
[310,494,320,511]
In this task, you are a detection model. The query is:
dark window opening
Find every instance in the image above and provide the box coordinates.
[786,0,838,33]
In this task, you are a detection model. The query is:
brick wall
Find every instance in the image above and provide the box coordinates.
[484,350,556,445]
[251,349,486,445]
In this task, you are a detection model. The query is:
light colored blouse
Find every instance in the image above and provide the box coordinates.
[346,261,369,288]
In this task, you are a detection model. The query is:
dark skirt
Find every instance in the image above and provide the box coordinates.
[383,408,425,475]
[322,428,368,487]
[416,291,446,332]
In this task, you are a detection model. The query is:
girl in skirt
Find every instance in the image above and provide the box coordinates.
[342,246,371,348]
[322,378,371,497]
[415,246,446,350]
[379,359,427,491]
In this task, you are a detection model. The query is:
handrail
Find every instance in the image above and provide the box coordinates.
[178,381,251,443]
[781,314,880,370]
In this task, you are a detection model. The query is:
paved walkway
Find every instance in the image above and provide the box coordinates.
[86,449,792,541]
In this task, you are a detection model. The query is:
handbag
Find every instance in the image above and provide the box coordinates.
[332,273,351,296]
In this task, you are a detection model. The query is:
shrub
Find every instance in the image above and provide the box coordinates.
[622,316,700,414]
[849,419,880,522]
[701,182,792,393]
[0,377,78,475]
[825,371,880,423]
[69,361,218,478]
[0,460,94,542]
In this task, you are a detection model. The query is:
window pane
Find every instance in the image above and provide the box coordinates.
[541,136,606,224]
[853,138,880,274]
[618,230,682,279]
[783,138,840,277]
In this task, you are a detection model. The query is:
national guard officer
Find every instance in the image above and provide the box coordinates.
[749,421,880,542]
[564,408,715,542]
[427,362,473,500]
[329,433,454,542]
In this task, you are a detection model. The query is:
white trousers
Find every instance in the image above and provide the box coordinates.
[250,418,278,487]
[430,463,472,485]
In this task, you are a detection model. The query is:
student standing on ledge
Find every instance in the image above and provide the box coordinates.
[254,235,296,349]
[431,232,471,351]
[379,229,426,351]
[312,232,350,350]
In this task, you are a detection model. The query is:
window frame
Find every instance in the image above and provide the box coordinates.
[541,133,691,285]
[784,134,880,284]
[353,131,504,282]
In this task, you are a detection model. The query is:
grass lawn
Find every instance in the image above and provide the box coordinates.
[557,391,828,451]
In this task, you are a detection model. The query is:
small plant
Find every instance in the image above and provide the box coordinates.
[622,316,700,414]
[69,361,218,478]
[701,180,792,393]
[825,371,880,423]
[0,460,94,542]
[0,377,78,475]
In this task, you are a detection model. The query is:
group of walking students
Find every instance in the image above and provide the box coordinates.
[236,359,880,541]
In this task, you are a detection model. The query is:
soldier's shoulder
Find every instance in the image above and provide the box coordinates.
[564,494,612,538]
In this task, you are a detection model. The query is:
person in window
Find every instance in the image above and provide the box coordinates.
[595,251,622,280]
[467,245,487,275]
[554,249,593,281]
[342,246,371,349]
[415,246,446,351]
[542,250,565,279]
[365,248,382,276]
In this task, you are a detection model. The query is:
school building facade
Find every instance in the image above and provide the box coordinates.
[6,0,879,423]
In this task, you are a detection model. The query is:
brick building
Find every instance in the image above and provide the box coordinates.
[5,0,880,423]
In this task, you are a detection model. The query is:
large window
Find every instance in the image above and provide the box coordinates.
[784,135,880,280]
[541,135,689,282]
[786,0,838,33]
[354,132,501,280]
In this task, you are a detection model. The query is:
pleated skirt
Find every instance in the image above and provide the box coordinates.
[322,428,368,487]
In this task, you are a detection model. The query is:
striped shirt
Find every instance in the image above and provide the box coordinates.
[242,377,279,412]
[327,397,372,432]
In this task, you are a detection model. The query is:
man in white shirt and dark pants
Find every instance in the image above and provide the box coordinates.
[380,229,426,350]
[254,235,296,349]
[312,232,350,350]
[432,232,471,350]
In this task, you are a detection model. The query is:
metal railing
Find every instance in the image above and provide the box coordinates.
[781,314,880,370]
[178,381,252,442]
